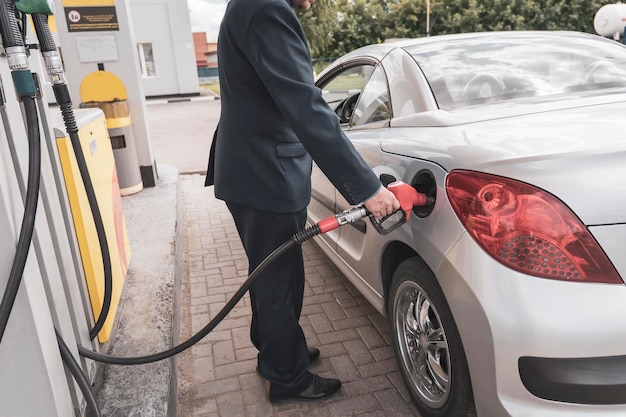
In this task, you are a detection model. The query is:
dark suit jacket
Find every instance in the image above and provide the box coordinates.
[206,0,381,213]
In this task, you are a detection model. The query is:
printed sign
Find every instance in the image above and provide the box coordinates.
[64,6,119,32]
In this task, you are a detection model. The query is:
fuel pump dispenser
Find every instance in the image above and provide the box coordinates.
[0,1,96,416]
[0,1,435,416]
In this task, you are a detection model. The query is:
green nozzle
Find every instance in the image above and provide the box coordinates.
[15,0,55,15]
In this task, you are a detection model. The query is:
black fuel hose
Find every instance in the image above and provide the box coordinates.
[78,224,323,365]
[61,102,113,341]
[32,13,114,340]
[79,237,299,364]
[56,329,102,417]
[0,97,40,343]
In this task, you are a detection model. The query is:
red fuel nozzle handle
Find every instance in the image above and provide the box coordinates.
[386,181,432,220]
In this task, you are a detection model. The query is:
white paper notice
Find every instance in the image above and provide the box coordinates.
[76,36,119,63]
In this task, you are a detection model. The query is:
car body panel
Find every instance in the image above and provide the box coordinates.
[334,154,464,303]
[381,99,626,225]
[382,96,626,225]
[380,47,438,116]
[590,224,626,275]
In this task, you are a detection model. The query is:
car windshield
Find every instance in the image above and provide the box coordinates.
[405,33,626,110]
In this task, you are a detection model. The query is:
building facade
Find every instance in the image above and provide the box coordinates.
[193,32,218,82]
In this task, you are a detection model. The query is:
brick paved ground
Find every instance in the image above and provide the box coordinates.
[175,174,422,417]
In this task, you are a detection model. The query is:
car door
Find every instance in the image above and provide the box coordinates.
[310,61,383,251]
[331,64,393,297]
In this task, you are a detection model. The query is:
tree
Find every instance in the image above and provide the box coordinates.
[383,0,426,39]
[298,0,339,59]
[536,0,606,33]
[300,0,610,60]
[327,0,389,57]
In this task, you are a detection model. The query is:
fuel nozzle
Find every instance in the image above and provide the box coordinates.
[386,181,434,220]
[369,181,433,235]
[303,181,433,242]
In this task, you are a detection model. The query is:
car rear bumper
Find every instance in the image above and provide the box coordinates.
[519,355,626,405]
[437,232,626,417]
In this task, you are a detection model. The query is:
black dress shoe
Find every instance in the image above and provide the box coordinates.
[269,374,342,403]
[257,347,321,374]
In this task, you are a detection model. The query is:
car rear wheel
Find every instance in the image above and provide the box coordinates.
[390,257,474,417]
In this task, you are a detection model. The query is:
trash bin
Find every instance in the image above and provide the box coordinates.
[79,70,143,196]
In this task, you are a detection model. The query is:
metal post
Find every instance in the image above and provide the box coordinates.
[426,0,431,36]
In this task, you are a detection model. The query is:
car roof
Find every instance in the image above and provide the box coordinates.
[336,30,601,63]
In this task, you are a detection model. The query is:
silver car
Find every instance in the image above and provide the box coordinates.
[308,31,626,417]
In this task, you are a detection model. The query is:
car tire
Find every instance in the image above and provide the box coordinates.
[389,257,474,417]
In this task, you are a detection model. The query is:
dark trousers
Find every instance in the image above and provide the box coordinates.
[226,202,313,397]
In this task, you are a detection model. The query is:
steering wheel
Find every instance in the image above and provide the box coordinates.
[339,93,360,124]
[462,73,503,100]
[580,61,616,85]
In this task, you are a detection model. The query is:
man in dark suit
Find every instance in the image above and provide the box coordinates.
[205,0,399,403]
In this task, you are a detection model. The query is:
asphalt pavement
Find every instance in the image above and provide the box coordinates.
[95,90,422,417]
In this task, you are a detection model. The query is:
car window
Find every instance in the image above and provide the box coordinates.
[404,33,626,110]
[319,64,374,124]
[351,65,391,127]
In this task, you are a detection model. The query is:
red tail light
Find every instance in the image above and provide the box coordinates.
[446,170,622,284]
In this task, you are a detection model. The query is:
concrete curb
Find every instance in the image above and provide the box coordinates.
[167,168,186,417]
[146,91,220,106]
[93,165,179,417]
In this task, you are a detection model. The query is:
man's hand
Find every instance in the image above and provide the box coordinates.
[364,187,400,219]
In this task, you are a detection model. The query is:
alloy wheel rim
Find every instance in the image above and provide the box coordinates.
[394,280,451,408]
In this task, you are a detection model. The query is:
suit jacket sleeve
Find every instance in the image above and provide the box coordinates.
[242,3,381,205]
